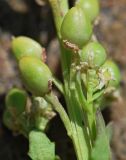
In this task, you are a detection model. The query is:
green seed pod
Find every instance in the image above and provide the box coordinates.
[5,88,27,115]
[76,0,99,22]
[60,6,92,48]
[101,60,121,87]
[19,57,52,96]
[12,36,43,60]
[80,42,107,68]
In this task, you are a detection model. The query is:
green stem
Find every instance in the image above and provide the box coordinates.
[49,1,90,159]
[44,93,72,137]
[75,71,93,149]
[49,0,71,99]
[68,67,90,160]
[48,0,71,96]
[49,0,69,38]
[76,71,87,110]
[86,70,97,143]
[91,89,104,102]
[87,90,96,144]
[69,89,90,160]
[52,76,64,94]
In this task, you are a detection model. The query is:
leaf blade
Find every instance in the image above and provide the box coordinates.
[28,130,55,160]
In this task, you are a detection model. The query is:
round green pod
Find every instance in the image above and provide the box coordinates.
[101,60,121,87]
[80,42,107,68]
[76,0,99,22]
[19,57,52,96]
[60,6,92,48]
[12,36,43,60]
[5,88,27,115]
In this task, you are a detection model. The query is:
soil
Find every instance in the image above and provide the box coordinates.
[0,0,126,160]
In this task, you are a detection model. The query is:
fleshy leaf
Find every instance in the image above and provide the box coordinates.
[6,88,27,115]
[28,130,55,160]
[91,111,111,160]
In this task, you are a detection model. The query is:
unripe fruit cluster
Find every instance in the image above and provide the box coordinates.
[12,36,53,96]
[60,0,121,88]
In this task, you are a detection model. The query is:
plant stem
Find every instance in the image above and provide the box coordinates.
[87,90,96,144]
[86,70,97,143]
[49,0,71,101]
[52,77,64,94]
[48,1,71,89]
[49,0,69,38]
[49,1,90,159]
[75,71,93,148]
[69,89,90,160]
[44,92,72,137]
[75,71,87,110]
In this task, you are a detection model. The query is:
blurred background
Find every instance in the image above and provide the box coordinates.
[0,0,126,159]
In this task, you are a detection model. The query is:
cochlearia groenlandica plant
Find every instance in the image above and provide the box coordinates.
[3,0,121,160]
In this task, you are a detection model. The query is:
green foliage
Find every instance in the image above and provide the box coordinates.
[28,130,55,160]
[61,6,92,48]
[12,36,43,61]
[3,88,27,132]
[4,88,35,136]
[4,0,121,160]
[5,88,27,115]
[91,130,110,160]
[4,88,55,137]
[19,57,52,96]
[91,112,111,160]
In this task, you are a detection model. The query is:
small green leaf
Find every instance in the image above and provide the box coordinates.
[28,130,55,160]
[91,111,111,160]
[6,88,27,115]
